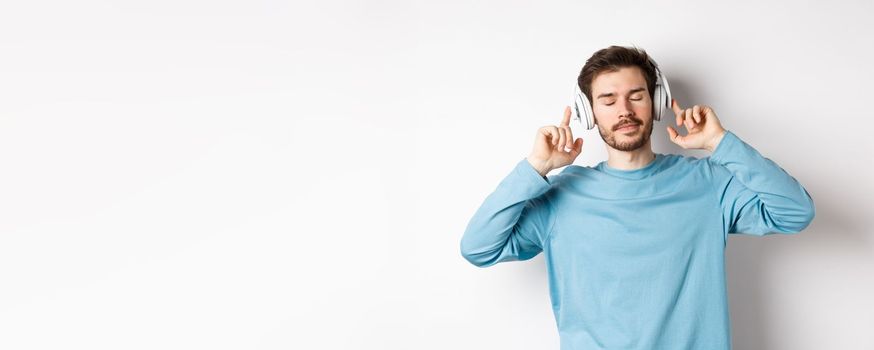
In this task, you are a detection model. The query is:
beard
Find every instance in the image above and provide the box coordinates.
[596,116,654,152]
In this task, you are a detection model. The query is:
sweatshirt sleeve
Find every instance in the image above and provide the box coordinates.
[707,130,816,239]
[459,158,558,268]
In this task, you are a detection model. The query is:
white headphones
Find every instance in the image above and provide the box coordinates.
[572,56,673,130]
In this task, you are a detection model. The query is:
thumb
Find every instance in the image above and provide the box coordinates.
[570,137,584,155]
[666,126,686,148]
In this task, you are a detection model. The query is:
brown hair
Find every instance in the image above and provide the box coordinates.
[577,45,658,107]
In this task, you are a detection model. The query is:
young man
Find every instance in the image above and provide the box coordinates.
[459,46,815,350]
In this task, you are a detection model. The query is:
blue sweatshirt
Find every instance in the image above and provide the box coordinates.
[459,131,815,350]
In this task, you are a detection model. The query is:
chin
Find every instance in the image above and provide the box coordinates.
[601,124,652,152]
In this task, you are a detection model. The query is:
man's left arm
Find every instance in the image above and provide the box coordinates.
[707,130,815,235]
[666,100,816,236]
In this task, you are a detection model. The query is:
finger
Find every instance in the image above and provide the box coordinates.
[561,126,574,150]
[701,105,713,122]
[684,108,695,130]
[672,99,684,126]
[548,126,559,146]
[555,126,566,150]
[692,105,702,124]
[558,126,568,150]
[561,106,571,126]
[539,126,557,146]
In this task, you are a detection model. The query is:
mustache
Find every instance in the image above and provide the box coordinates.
[613,119,642,131]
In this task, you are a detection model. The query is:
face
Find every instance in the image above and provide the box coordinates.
[590,66,654,152]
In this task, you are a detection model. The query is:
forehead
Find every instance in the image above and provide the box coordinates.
[591,66,647,93]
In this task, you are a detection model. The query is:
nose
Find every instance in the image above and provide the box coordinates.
[617,99,635,119]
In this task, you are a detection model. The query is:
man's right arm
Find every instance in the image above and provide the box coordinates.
[459,158,557,268]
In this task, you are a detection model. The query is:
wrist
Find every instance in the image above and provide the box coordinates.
[526,157,551,177]
[706,130,727,153]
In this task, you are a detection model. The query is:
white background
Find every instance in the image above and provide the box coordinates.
[1,0,872,349]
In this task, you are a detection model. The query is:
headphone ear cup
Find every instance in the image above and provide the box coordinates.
[573,84,596,130]
[659,69,672,122]
[572,87,584,128]
[653,83,663,122]
[648,56,671,123]
[583,95,595,130]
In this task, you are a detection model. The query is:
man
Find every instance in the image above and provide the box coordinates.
[459,46,815,350]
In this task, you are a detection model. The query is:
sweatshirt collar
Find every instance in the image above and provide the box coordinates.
[595,153,666,180]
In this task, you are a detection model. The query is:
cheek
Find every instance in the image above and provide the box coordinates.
[635,101,651,112]
[635,102,653,120]
[593,105,614,121]
[593,104,605,114]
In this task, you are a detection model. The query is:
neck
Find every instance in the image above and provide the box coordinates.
[605,140,656,170]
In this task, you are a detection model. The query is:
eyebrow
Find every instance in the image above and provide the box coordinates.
[596,87,646,99]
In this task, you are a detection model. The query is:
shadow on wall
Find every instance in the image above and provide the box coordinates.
[725,187,867,349]
[661,77,870,349]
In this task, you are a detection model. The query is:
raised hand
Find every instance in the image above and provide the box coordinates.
[666,99,727,152]
[526,106,584,176]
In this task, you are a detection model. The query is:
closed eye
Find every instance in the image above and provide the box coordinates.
[605,98,642,106]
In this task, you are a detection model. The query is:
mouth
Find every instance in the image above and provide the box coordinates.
[615,123,639,132]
